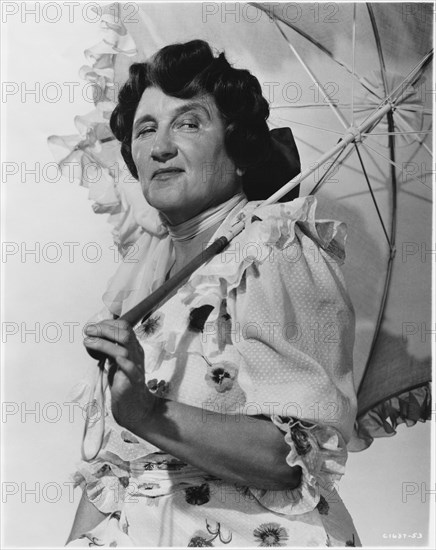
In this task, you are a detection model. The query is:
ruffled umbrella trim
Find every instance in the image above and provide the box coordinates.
[348,383,432,451]
[47,3,166,253]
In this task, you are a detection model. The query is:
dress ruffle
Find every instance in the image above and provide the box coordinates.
[248,417,347,516]
[72,452,130,514]
[348,383,432,451]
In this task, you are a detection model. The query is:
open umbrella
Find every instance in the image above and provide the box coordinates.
[48,1,432,452]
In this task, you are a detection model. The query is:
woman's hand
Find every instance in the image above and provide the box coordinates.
[84,319,156,431]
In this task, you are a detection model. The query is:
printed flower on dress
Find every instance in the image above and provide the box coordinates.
[95,464,111,477]
[146,379,169,398]
[188,533,215,547]
[142,453,186,471]
[316,494,330,515]
[203,357,238,393]
[119,476,129,488]
[188,305,215,332]
[121,430,139,444]
[136,312,165,338]
[185,483,210,505]
[253,523,289,547]
[290,424,312,456]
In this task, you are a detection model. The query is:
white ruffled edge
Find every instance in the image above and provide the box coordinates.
[72,446,131,514]
[47,3,168,252]
[248,416,347,516]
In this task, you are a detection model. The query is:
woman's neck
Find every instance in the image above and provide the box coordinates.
[163,192,247,276]
[171,221,222,273]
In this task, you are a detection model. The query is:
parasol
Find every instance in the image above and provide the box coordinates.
[48,1,432,452]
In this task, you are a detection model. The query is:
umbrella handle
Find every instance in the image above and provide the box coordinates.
[121,235,230,326]
[121,218,246,326]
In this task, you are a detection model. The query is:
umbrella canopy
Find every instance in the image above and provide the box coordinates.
[48,2,432,451]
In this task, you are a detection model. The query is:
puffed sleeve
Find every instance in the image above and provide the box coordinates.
[179,196,357,515]
[223,197,357,514]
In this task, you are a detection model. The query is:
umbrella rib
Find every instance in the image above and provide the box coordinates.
[394,111,432,156]
[308,139,371,195]
[272,116,344,135]
[357,108,398,397]
[353,143,391,245]
[264,100,394,205]
[273,19,349,130]
[362,130,432,136]
[275,102,404,110]
[359,50,433,129]
[253,3,377,95]
[271,103,345,109]
[398,107,433,115]
[309,133,386,196]
[355,140,391,181]
[401,133,434,174]
[366,4,390,96]
[254,4,346,67]
[351,3,357,127]
[362,140,432,191]
[401,189,433,203]
[389,50,433,104]
[309,148,345,195]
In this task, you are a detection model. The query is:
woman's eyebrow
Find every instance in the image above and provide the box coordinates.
[171,102,212,120]
[133,101,211,133]
[133,114,155,134]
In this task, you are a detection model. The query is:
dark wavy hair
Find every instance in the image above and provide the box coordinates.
[110,40,272,181]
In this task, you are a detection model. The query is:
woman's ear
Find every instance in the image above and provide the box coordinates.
[236,167,246,177]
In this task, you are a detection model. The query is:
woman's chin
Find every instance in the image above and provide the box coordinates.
[146,182,185,209]
[147,195,192,222]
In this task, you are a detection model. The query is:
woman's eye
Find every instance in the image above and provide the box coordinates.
[178,120,199,130]
[136,127,155,138]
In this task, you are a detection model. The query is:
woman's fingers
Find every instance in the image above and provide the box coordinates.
[84,336,128,361]
[84,319,144,375]
[85,319,132,346]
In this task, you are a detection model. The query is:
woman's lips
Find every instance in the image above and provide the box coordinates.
[152,168,184,181]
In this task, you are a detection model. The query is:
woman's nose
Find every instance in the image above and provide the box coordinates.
[150,129,177,162]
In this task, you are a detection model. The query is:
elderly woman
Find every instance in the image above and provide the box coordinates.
[66,40,360,547]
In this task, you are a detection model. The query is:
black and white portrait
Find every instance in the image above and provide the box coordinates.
[2,1,433,547]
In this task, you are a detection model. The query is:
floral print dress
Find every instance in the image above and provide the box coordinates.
[66,197,361,547]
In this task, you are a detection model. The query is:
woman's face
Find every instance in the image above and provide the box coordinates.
[131,86,241,225]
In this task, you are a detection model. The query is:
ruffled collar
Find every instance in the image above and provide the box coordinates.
[160,193,247,242]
